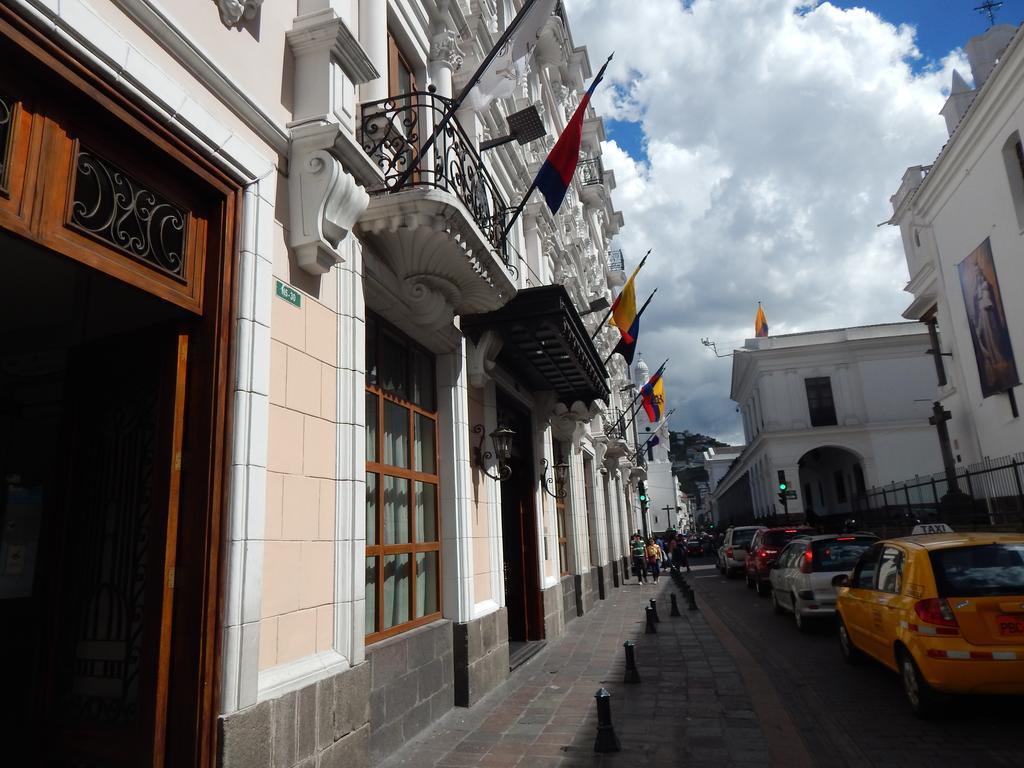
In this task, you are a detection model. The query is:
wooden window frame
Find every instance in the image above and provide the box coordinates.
[387,30,417,96]
[365,314,441,644]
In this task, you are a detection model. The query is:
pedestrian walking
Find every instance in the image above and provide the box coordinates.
[645,538,665,584]
[672,533,690,573]
[630,534,647,584]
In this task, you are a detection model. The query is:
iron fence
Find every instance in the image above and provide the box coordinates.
[358,91,511,262]
[851,452,1024,534]
[578,157,604,186]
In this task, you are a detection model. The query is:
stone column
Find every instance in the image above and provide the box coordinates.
[427,28,463,99]
[358,0,387,102]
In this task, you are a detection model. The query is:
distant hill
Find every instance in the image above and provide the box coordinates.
[669,431,728,506]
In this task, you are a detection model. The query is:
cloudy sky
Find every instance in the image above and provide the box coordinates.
[562,0,1006,444]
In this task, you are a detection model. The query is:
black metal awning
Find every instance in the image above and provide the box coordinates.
[462,284,610,405]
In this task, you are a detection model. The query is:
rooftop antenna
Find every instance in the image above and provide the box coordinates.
[974,1,1003,26]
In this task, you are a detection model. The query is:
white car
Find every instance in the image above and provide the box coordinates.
[769,533,878,631]
[717,525,762,578]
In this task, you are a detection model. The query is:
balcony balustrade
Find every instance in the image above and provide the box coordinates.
[355,90,518,328]
[359,90,512,267]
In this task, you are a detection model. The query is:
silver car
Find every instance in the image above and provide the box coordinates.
[717,525,762,578]
[769,533,878,631]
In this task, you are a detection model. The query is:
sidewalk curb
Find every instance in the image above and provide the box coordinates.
[692,581,816,768]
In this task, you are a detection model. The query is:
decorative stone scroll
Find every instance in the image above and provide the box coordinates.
[216,0,263,27]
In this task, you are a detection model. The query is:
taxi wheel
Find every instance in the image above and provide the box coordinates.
[898,649,941,718]
[771,590,785,615]
[838,619,862,665]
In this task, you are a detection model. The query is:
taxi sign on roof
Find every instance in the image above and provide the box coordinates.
[911,523,955,535]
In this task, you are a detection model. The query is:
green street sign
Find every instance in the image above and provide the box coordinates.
[275,280,301,308]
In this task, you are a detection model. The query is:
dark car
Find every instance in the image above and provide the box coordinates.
[745,527,813,595]
[685,539,704,556]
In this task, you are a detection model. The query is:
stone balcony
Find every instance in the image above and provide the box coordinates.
[356,90,517,330]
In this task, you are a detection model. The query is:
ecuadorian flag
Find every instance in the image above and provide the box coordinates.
[755,303,769,338]
[534,54,612,214]
[641,365,665,422]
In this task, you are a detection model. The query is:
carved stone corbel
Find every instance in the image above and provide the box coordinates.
[401,275,462,332]
[288,142,369,274]
[467,329,503,389]
[217,0,263,27]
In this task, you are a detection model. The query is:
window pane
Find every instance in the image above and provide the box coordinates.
[366,393,378,463]
[383,476,410,544]
[366,472,378,545]
[383,401,409,468]
[365,556,378,634]
[414,414,436,474]
[411,348,435,410]
[383,553,411,629]
[415,551,438,618]
[366,316,378,387]
[415,481,437,542]
[380,331,408,399]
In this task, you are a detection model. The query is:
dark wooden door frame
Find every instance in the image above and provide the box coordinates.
[0,10,240,767]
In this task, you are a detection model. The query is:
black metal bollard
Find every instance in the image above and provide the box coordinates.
[649,598,660,623]
[594,688,622,753]
[670,593,681,617]
[644,606,657,633]
[687,586,698,611]
[623,641,641,684]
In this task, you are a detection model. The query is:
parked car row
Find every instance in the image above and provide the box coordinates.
[715,523,1024,717]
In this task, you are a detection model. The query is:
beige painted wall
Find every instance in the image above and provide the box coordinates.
[259,213,340,670]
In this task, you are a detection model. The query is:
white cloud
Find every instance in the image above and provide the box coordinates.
[564,0,967,443]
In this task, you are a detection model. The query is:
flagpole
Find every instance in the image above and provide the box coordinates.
[633,409,676,458]
[613,357,668,436]
[499,179,539,243]
[602,287,658,367]
[392,0,544,189]
[590,249,650,342]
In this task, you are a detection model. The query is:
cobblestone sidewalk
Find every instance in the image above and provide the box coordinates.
[380,576,768,767]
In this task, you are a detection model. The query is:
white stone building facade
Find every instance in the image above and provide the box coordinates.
[711,324,945,524]
[0,2,641,767]
[890,24,1024,469]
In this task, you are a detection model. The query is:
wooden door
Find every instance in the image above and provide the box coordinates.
[40,329,188,767]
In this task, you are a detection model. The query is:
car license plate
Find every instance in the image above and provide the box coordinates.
[996,614,1024,636]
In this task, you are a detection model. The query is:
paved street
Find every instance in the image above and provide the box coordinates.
[381,553,1024,767]
[380,567,771,767]
[692,554,1024,767]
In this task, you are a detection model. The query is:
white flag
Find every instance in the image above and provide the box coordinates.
[466,0,557,109]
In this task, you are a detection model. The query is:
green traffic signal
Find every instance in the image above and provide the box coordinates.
[778,481,788,491]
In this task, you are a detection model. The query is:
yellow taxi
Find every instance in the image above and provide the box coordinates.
[834,526,1024,716]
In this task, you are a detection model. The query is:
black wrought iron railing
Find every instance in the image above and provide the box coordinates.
[359,91,510,259]
[851,452,1024,533]
[578,157,603,186]
[607,249,624,272]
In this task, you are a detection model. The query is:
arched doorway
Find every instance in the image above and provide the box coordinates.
[797,447,867,521]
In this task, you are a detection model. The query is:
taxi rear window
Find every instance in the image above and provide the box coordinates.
[811,538,875,572]
[929,544,1024,597]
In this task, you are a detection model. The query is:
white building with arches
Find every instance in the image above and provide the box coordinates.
[711,323,945,523]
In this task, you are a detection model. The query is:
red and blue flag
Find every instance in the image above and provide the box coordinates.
[534,54,613,214]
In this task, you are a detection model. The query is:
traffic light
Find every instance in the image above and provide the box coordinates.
[638,483,648,507]
[777,470,789,508]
